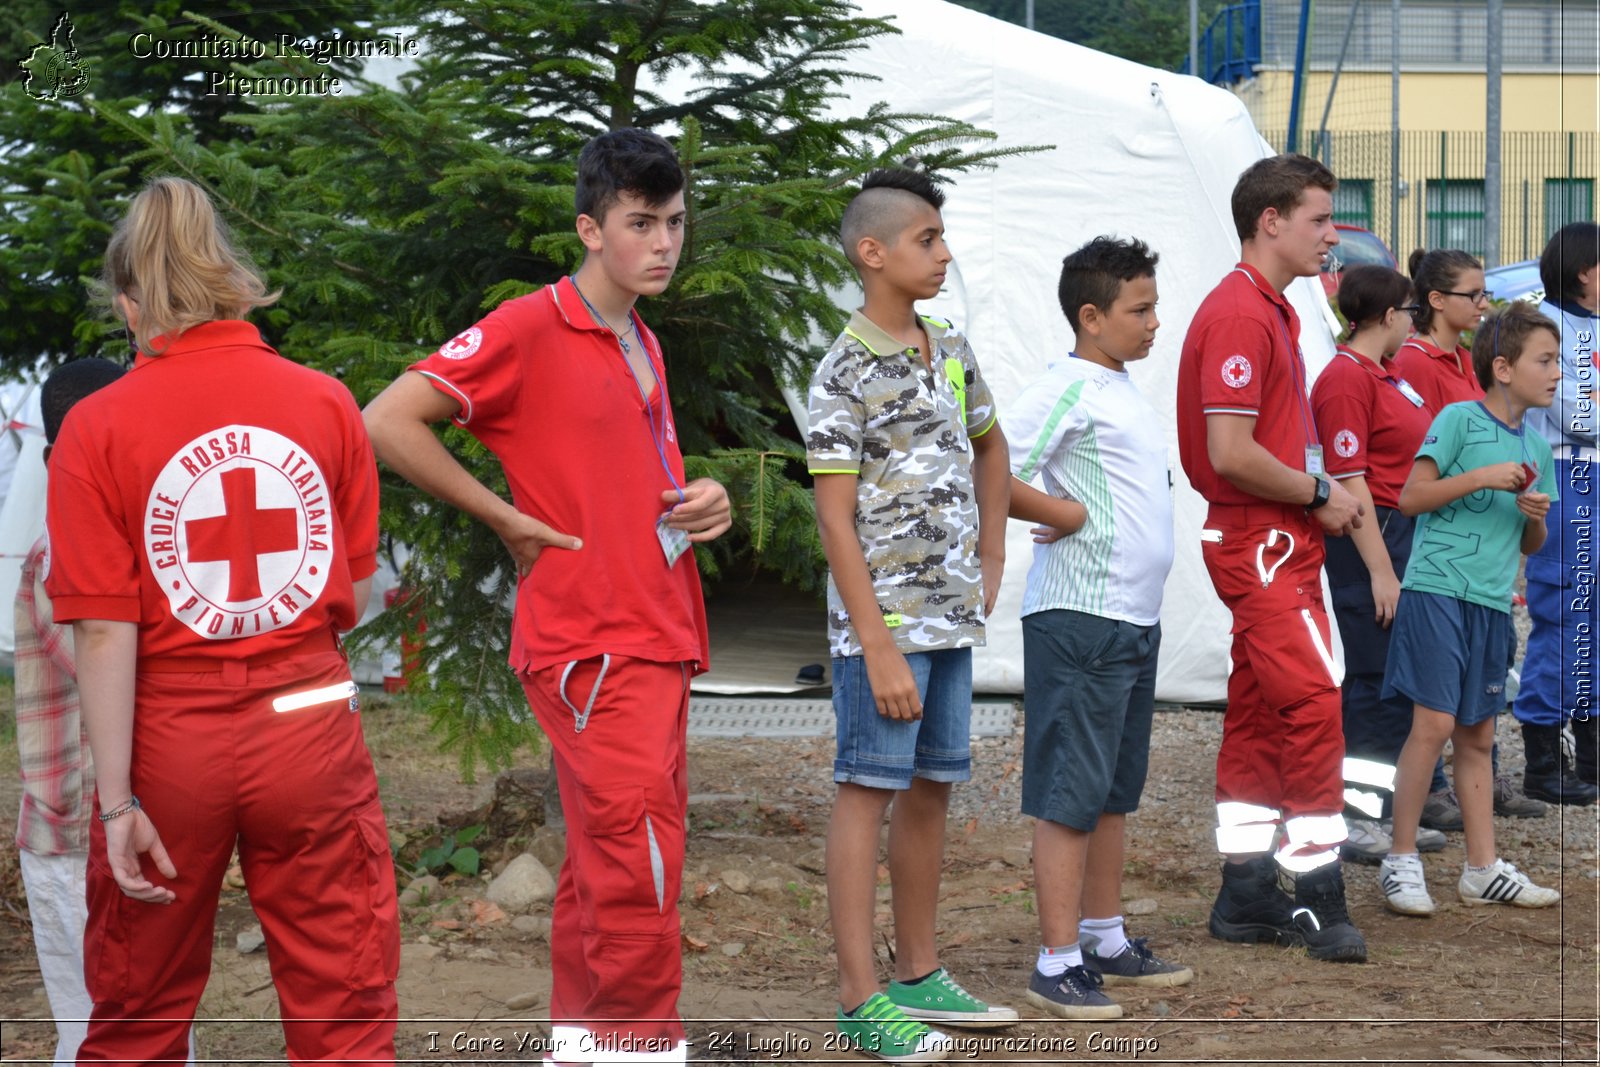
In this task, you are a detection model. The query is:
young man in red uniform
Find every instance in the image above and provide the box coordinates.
[364,128,731,1066]
[1176,153,1368,963]
[47,177,398,1064]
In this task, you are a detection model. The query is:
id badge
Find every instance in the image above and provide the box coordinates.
[1305,445,1325,476]
[656,515,691,566]
[1395,379,1426,407]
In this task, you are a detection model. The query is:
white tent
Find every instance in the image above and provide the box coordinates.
[836,0,1343,702]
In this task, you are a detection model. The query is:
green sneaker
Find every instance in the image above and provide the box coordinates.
[886,968,1019,1029]
[836,993,952,1062]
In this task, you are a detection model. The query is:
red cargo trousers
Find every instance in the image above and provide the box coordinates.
[78,650,400,1065]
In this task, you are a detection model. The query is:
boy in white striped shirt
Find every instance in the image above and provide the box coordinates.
[1006,236,1189,1019]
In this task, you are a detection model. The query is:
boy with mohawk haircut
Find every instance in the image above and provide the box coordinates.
[807,167,1015,1063]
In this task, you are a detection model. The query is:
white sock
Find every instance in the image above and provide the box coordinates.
[1036,943,1081,977]
[1465,859,1495,877]
[1079,915,1128,958]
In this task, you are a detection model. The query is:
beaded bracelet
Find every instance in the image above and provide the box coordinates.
[98,796,141,823]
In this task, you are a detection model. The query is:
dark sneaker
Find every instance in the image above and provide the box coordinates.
[1084,937,1193,987]
[1420,787,1465,831]
[1493,775,1548,818]
[1024,966,1122,1020]
[835,993,952,1062]
[886,968,1018,1028]
[1208,857,1300,946]
[1293,864,1368,963]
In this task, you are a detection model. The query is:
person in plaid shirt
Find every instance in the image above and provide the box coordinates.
[14,358,123,1067]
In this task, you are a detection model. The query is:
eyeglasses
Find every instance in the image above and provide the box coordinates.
[1395,305,1421,313]
[1439,289,1494,303]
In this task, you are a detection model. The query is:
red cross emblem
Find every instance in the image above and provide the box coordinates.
[185,467,300,601]
[1221,355,1252,388]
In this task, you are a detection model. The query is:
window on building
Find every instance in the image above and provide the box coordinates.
[1333,180,1373,229]
[1426,180,1486,259]
[1545,179,1595,234]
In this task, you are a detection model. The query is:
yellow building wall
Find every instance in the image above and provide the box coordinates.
[1235,70,1599,262]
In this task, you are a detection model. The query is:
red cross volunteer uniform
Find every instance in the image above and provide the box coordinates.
[410,275,706,1064]
[45,319,397,1065]
[1392,336,1483,413]
[1176,263,1347,873]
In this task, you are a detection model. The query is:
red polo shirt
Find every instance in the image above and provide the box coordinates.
[409,276,709,674]
[1310,347,1434,510]
[46,320,377,661]
[1392,336,1483,413]
[1177,263,1320,506]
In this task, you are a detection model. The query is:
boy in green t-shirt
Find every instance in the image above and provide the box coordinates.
[1379,302,1564,916]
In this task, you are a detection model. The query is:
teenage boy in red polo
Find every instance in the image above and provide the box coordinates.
[1176,153,1368,964]
[364,128,731,1065]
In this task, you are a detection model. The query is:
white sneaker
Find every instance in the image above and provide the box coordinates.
[1340,816,1393,864]
[1378,854,1435,916]
[1458,858,1561,908]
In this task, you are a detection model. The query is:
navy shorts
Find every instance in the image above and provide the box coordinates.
[1020,610,1160,831]
[1382,591,1510,726]
[832,647,973,790]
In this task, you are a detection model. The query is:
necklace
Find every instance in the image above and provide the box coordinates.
[570,276,637,354]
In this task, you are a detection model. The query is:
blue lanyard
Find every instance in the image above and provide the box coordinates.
[1233,268,1318,446]
[569,277,684,502]
[1336,348,1423,406]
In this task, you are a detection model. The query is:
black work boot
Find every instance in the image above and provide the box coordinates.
[1208,856,1299,946]
[1574,714,1598,787]
[1292,863,1368,963]
[1522,722,1599,806]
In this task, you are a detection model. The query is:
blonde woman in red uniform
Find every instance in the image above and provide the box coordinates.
[45,177,398,1064]
[1392,249,1488,411]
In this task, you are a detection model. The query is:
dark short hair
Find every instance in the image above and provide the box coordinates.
[1539,222,1600,304]
[1471,301,1560,390]
[1407,248,1482,332]
[574,128,685,224]
[1336,264,1413,339]
[839,167,948,267]
[1057,236,1159,332]
[1231,154,1337,242]
[42,358,125,444]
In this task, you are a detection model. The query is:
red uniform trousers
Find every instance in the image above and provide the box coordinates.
[521,655,690,1064]
[78,650,400,1065]
[1200,504,1348,872]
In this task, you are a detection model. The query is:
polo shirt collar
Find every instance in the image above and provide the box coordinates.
[133,319,272,369]
[843,310,946,358]
[1232,261,1293,314]
[1408,335,1463,362]
[1335,344,1399,379]
[549,275,642,336]
[1549,296,1600,320]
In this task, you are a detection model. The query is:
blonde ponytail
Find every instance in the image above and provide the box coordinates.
[99,177,280,354]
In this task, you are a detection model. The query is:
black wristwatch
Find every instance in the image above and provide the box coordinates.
[1307,476,1332,511]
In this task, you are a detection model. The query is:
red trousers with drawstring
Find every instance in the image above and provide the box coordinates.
[521,655,691,1061]
[1201,505,1346,828]
[78,649,399,1065]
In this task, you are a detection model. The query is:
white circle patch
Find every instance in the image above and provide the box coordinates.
[145,425,332,640]
[1221,355,1253,388]
[1334,429,1359,458]
[438,326,483,360]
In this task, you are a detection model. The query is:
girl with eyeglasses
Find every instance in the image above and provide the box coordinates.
[1392,248,1490,412]
[1311,266,1446,865]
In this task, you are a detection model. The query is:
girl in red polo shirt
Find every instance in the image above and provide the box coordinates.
[45,177,398,1065]
[1313,266,1444,862]
[1392,249,1488,411]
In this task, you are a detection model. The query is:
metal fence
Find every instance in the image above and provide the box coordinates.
[1261,128,1599,265]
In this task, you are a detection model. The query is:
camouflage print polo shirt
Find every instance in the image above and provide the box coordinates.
[806,309,999,658]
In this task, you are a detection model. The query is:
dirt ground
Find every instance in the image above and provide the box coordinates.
[1,695,1597,1066]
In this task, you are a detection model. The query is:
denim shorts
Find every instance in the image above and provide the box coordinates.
[1020,611,1160,830]
[1382,590,1510,727]
[832,647,973,790]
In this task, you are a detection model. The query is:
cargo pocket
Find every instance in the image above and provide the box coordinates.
[83,851,133,1005]
[347,797,401,990]
[578,786,661,932]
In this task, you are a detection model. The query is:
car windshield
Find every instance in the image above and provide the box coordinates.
[1323,230,1392,272]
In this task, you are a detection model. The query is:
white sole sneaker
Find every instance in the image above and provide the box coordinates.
[1378,862,1436,916]
[1459,859,1561,908]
